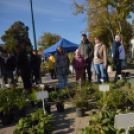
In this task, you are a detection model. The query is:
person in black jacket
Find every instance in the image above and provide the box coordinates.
[0,53,5,78]
[112,34,122,83]
[30,50,41,84]
[3,51,16,84]
[15,44,32,93]
[79,33,94,82]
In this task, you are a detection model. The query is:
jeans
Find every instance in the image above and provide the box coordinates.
[58,74,68,90]
[113,60,121,83]
[84,62,92,82]
[94,63,107,84]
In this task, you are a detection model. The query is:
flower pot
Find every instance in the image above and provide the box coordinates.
[31,101,42,108]
[45,104,51,114]
[56,102,64,113]
[2,112,12,125]
[107,65,113,72]
[76,108,84,117]
[31,101,35,107]
[0,111,3,119]
[37,101,43,108]
[19,107,26,117]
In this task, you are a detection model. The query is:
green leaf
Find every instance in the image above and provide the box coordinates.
[24,122,31,128]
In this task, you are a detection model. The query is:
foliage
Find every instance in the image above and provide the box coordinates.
[14,109,54,134]
[115,79,126,87]
[38,32,61,52]
[79,104,123,134]
[107,55,116,70]
[1,21,32,54]
[0,88,27,113]
[69,85,90,109]
[72,0,134,51]
[69,53,75,64]
[29,89,41,102]
[49,91,58,100]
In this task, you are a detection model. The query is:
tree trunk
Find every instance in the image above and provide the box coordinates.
[106,6,115,42]
[115,8,124,47]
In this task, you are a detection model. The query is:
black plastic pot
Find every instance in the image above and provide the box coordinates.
[56,102,64,113]
[0,111,3,119]
[31,101,42,108]
[31,101,35,107]
[37,101,43,108]
[45,104,51,114]
[19,107,26,117]
[76,108,84,117]
[2,112,12,125]
[121,72,126,77]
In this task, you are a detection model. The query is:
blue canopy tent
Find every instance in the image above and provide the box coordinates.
[43,38,78,57]
[107,51,112,55]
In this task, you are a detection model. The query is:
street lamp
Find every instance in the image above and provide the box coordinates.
[30,0,37,51]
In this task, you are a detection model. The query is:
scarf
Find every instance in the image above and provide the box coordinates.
[94,43,101,58]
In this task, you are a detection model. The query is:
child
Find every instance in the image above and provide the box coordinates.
[55,46,70,90]
[72,49,86,82]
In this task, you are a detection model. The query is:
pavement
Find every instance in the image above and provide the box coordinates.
[0,69,134,134]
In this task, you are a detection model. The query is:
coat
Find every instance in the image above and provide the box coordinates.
[49,56,56,70]
[112,40,121,59]
[72,56,86,70]
[93,44,107,66]
[79,39,94,63]
[55,54,70,75]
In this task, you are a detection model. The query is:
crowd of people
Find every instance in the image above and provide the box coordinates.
[0,44,41,93]
[0,33,125,91]
[49,33,125,89]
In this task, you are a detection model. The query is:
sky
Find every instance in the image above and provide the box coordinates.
[0,0,134,50]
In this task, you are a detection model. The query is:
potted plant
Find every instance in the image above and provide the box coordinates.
[30,90,42,108]
[60,88,69,99]
[14,109,54,134]
[44,103,51,114]
[0,104,13,125]
[13,117,32,134]
[49,91,58,101]
[55,92,65,113]
[78,105,123,134]
[69,87,89,117]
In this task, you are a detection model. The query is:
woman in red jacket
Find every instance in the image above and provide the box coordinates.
[72,49,86,82]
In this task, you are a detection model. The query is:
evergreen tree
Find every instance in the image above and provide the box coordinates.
[1,21,32,54]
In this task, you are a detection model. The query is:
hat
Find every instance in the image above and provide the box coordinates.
[76,49,81,54]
